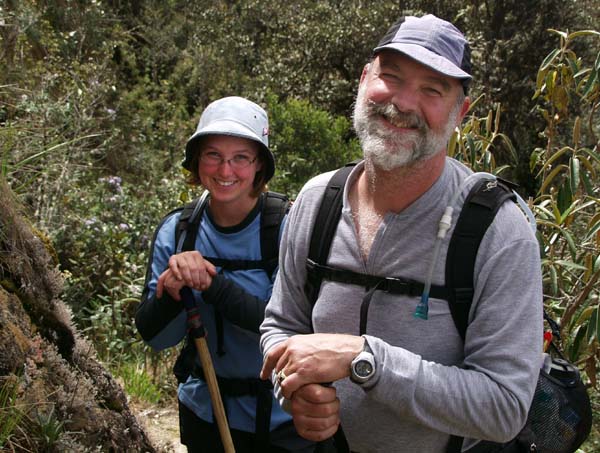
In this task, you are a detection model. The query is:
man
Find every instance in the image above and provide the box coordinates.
[260,14,543,453]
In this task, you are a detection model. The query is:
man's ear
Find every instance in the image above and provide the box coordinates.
[359,62,372,84]
[457,96,471,124]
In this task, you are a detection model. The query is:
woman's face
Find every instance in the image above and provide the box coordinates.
[197,135,263,210]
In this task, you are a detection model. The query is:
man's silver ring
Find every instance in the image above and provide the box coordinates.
[277,369,287,384]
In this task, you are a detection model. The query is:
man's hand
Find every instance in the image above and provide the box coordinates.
[156,251,217,300]
[260,333,364,398]
[290,384,341,442]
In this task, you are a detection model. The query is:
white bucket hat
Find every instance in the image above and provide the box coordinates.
[183,96,274,181]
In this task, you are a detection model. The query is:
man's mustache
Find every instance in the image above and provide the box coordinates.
[367,101,426,131]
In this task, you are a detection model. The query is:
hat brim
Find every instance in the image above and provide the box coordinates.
[183,119,274,182]
[373,43,472,81]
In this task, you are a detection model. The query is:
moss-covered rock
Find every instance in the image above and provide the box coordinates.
[0,177,155,452]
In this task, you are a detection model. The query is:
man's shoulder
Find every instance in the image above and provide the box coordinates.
[297,169,339,197]
[287,168,347,226]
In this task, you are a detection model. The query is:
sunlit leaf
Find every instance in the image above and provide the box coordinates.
[539,164,569,194]
[447,130,458,157]
[568,30,600,39]
[585,217,600,242]
[485,109,493,134]
[582,69,598,98]
[494,104,501,133]
[540,48,561,71]
[569,157,580,194]
[554,259,587,271]
[530,148,543,173]
[579,147,600,165]
[584,255,593,282]
[545,70,557,93]
[572,116,581,146]
[549,264,558,295]
[578,156,597,181]
[536,148,571,178]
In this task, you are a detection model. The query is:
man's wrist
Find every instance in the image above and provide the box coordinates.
[350,336,377,385]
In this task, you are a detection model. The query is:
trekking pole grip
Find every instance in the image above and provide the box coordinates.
[181,287,236,453]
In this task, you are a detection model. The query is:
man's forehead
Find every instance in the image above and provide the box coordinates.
[376,51,460,88]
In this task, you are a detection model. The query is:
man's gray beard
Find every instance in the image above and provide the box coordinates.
[352,83,461,171]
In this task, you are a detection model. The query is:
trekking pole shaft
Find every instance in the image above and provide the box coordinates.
[193,336,236,453]
[181,287,235,453]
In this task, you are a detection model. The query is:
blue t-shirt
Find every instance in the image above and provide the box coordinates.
[145,202,291,433]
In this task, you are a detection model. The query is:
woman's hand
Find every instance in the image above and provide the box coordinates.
[156,251,217,300]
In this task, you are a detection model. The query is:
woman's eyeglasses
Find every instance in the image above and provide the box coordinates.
[199,152,257,170]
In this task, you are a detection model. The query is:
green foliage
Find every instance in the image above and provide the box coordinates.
[449,97,518,176]
[2,0,600,440]
[56,171,187,324]
[0,377,23,449]
[529,30,600,382]
[31,406,64,451]
[267,93,362,198]
[113,362,165,404]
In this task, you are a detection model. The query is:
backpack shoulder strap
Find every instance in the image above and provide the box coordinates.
[445,178,516,341]
[260,191,291,279]
[175,191,210,253]
[305,161,358,305]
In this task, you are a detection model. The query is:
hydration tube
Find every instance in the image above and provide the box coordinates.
[413,173,536,320]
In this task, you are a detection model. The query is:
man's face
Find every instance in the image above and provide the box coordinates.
[353,51,469,171]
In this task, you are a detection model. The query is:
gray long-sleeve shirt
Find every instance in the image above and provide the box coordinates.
[260,158,543,452]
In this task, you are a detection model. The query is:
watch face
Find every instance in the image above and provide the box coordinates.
[355,359,374,377]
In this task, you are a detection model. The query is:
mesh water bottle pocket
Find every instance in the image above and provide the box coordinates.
[521,357,592,453]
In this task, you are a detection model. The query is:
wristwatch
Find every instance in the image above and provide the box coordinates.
[350,339,376,385]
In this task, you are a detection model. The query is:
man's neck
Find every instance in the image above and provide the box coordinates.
[359,152,446,215]
[348,152,446,260]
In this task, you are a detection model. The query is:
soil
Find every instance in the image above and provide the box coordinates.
[131,399,186,453]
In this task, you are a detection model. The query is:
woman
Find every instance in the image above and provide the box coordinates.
[136,97,312,452]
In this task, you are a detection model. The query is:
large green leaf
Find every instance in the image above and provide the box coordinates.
[557,183,573,215]
[538,164,569,193]
[554,259,587,271]
[569,156,580,195]
[581,68,598,98]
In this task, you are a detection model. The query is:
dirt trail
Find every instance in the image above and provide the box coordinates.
[132,399,186,453]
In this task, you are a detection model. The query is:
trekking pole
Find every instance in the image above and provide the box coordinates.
[180,286,235,453]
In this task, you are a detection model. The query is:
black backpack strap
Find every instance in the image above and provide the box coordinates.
[176,191,288,277]
[176,191,210,254]
[260,191,290,279]
[190,366,274,449]
[305,162,358,453]
[445,178,516,453]
[305,161,358,304]
[306,260,449,300]
[445,178,516,341]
